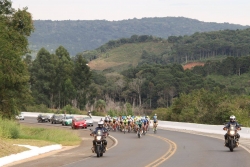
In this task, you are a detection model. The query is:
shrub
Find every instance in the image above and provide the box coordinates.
[0,117,20,139]
[62,105,82,115]
[26,104,50,113]
[92,110,106,116]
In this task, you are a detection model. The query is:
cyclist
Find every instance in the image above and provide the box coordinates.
[145,116,150,132]
[153,114,158,132]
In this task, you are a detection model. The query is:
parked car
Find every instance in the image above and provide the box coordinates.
[51,114,64,124]
[71,117,87,129]
[37,114,49,123]
[16,113,24,120]
[62,115,73,126]
[84,116,93,126]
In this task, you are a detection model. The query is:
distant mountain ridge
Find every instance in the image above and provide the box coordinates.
[28,17,249,56]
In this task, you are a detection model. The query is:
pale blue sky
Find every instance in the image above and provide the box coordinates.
[12,0,250,25]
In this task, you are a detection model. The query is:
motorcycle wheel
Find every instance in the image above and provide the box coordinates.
[96,146,101,157]
[229,139,234,152]
[138,132,140,138]
[100,153,103,157]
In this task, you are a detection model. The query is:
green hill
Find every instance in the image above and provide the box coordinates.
[86,38,171,71]
[86,28,250,71]
[28,17,249,56]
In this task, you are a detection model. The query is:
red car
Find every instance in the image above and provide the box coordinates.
[71,117,87,129]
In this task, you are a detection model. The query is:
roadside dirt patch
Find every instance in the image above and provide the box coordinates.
[183,62,205,70]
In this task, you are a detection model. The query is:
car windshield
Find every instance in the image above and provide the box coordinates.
[55,115,63,118]
[38,114,46,117]
[74,117,84,121]
[65,116,73,119]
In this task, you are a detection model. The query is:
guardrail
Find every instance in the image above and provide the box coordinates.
[22,112,250,138]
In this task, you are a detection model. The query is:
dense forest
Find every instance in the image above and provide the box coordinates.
[83,28,250,72]
[1,1,250,126]
[29,18,249,56]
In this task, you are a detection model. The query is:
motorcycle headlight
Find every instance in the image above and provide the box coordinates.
[96,136,102,141]
[229,131,235,135]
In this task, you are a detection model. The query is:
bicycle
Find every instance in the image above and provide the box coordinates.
[153,123,157,134]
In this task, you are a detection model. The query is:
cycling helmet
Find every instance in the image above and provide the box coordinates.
[155,113,157,116]
[230,115,236,122]
[98,121,104,128]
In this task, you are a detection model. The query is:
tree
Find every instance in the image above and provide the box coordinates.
[55,46,73,109]
[0,2,34,118]
[30,48,58,108]
[72,54,91,109]
[95,99,106,112]
[129,77,145,107]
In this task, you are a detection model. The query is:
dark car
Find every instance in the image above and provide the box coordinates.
[37,114,49,123]
[51,114,64,124]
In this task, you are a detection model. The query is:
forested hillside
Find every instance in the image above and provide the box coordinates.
[85,28,250,71]
[28,17,249,56]
[2,1,250,126]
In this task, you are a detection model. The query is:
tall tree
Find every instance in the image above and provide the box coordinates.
[55,46,73,109]
[30,48,58,108]
[0,1,34,118]
[72,54,91,109]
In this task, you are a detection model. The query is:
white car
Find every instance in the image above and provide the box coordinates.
[84,117,93,126]
[16,114,25,120]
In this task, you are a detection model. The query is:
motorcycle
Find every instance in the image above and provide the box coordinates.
[90,129,108,157]
[223,124,240,152]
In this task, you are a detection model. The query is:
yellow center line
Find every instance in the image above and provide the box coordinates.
[145,134,177,167]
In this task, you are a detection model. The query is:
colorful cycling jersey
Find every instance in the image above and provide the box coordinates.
[136,120,142,125]
[153,116,157,123]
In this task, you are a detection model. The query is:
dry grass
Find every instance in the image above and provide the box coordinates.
[0,138,57,158]
[0,138,29,158]
[5,139,55,147]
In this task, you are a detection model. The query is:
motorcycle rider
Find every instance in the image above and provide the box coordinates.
[88,110,92,118]
[223,115,241,146]
[90,121,109,153]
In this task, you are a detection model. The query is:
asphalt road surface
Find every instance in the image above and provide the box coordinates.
[8,117,250,167]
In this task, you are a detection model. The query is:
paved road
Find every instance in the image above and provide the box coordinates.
[8,117,250,167]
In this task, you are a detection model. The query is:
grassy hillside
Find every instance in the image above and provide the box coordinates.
[88,41,171,71]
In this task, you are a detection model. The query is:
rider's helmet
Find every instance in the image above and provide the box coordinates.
[230,115,236,123]
[98,121,104,128]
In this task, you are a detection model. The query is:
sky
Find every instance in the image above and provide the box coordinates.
[11,0,250,26]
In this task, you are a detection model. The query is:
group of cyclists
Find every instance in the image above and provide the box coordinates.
[99,114,158,135]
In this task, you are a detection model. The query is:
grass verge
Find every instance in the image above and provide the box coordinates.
[0,117,81,158]
[19,125,81,146]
